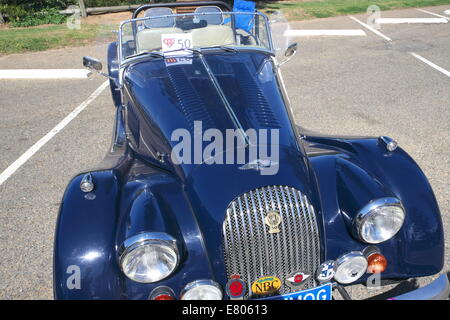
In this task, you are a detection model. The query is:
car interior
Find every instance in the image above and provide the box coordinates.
[135,6,254,53]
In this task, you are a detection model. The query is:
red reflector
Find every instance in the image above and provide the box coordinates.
[367,253,387,273]
[229,281,244,296]
[154,294,175,300]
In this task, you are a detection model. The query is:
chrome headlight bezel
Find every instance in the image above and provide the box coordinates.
[355,197,405,244]
[118,232,180,283]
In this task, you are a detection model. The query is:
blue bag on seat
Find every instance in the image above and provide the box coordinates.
[226,0,256,32]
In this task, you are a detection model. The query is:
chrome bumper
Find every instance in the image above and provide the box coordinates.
[393,273,449,300]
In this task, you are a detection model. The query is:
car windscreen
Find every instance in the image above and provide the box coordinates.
[119,12,273,63]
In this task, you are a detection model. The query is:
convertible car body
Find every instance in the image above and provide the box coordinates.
[54,1,448,300]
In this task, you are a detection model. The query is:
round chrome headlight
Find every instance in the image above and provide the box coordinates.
[119,232,179,283]
[181,280,223,300]
[355,197,405,244]
[334,251,368,284]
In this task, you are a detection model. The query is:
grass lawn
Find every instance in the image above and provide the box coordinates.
[0,24,115,55]
[259,0,450,20]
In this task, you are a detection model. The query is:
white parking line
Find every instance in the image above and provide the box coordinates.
[284,29,366,37]
[444,10,450,15]
[0,69,91,79]
[0,80,109,187]
[349,16,392,42]
[375,18,448,24]
[416,8,450,20]
[410,52,450,77]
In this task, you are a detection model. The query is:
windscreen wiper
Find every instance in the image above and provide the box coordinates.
[126,51,164,60]
[163,48,203,56]
[201,45,238,53]
[197,51,249,147]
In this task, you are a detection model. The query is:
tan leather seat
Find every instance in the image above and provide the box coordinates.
[191,25,235,48]
[136,27,183,52]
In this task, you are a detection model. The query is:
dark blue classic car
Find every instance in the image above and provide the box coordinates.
[54,1,448,300]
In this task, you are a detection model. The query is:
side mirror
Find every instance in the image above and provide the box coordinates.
[285,42,298,58]
[82,56,121,88]
[277,42,298,68]
[83,56,103,71]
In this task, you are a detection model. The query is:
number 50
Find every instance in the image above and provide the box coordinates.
[178,38,192,48]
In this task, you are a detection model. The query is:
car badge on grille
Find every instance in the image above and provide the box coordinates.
[265,211,282,234]
[251,276,281,295]
[225,276,246,300]
[238,159,277,171]
[285,272,310,289]
[316,260,336,283]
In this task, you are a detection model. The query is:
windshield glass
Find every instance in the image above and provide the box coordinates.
[119,12,272,63]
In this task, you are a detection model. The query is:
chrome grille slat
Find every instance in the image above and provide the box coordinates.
[249,190,269,273]
[304,197,315,272]
[243,193,263,276]
[237,194,252,290]
[291,188,307,279]
[286,187,301,271]
[267,187,283,274]
[226,207,237,274]
[297,193,310,272]
[279,187,297,272]
[309,203,320,270]
[223,185,321,299]
[260,189,277,274]
[272,187,289,271]
[231,203,247,280]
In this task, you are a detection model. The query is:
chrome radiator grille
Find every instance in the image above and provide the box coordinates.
[222,185,321,299]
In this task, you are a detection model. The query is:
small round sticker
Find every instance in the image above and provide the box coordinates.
[225,278,246,299]
[316,260,336,283]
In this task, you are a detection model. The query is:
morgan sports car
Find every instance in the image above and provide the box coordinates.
[54,1,448,300]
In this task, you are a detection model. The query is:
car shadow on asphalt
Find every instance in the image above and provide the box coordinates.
[365,278,420,300]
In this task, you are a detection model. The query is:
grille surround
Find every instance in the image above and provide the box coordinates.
[222,185,321,299]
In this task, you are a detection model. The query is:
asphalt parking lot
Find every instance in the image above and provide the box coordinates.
[0,5,448,299]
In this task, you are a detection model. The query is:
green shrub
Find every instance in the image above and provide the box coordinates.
[0,4,28,19]
[0,1,76,11]
[10,7,67,27]
[83,0,147,6]
[0,1,75,23]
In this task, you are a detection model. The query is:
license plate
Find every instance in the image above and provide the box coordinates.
[257,283,332,300]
